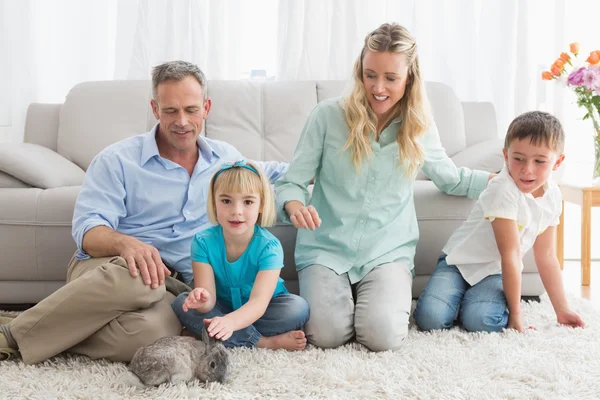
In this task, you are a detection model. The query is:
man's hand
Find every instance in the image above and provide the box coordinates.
[285,200,322,230]
[120,236,171,289]
[557,310,585,328]
[182,288,211,312]
[204,315,237,341]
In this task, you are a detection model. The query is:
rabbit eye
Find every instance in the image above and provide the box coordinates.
[210,361,216,369]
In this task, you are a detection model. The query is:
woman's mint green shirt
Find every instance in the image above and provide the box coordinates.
[274,98,490,284]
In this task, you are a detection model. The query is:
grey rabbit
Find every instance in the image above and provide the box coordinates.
[128,326,229,387]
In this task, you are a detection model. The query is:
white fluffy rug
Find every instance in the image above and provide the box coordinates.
[2,295,600,400]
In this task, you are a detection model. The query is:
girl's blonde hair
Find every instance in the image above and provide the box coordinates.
[342,22,430,177]
[206,161,276,227]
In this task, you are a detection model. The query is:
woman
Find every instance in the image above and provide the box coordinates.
[275,23,492,351]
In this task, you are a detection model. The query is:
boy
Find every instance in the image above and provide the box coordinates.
[414,111,585,333]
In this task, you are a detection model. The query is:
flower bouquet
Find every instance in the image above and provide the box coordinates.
[542,43,600,182]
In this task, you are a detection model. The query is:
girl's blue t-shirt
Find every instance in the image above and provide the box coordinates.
[190,225,288,310]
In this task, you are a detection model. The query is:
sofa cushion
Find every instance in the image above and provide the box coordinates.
[0,171,30,188]
[0,143,85,189]
[206,81,319,162]
[57,80,153,170]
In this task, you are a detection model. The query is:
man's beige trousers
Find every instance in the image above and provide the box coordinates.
[9,254,183,365]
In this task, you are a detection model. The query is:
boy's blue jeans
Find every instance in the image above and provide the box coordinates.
[414,254,509,333]
[172,293,310,348]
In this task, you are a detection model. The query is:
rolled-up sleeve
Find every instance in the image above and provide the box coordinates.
[255,160,289,184]
[71,153,127,256]
[274,103,327,223]
[420,121,490,200]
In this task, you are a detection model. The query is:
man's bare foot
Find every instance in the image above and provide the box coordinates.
[257,330,307,351]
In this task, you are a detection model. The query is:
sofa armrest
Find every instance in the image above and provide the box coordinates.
[450,138,504,173]
[0,143,85,189]
[462,102,499,146]
[24,103,61,151]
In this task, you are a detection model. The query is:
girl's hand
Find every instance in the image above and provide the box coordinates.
[182,288,210,312]
[204,316,236,341]
[557,310,585,328]
[285,201,321,230]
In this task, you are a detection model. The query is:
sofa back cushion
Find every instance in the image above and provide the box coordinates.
[56,79,467,170]
[57,80,154,170]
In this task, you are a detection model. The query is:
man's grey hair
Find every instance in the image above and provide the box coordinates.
[151,60,207,99]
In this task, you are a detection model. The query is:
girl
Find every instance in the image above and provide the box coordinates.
[274,23,493,351]
[172,160,309,350]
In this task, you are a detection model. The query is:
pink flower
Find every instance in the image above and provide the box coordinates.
[582,66,600,91]
[567,67,586,86]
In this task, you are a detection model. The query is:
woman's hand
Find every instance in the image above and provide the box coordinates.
[204,315,237,341]
[285,200,322,230]
[182,288,211,312]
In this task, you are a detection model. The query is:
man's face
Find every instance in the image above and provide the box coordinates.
[151,75,211,155]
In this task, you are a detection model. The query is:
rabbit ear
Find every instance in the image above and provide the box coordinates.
[202,326,216,346]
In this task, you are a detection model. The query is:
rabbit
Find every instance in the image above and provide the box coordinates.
[128,326,229,387]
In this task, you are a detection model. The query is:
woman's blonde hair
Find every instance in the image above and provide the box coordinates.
[206,161,276,227]
[342,22,430,177]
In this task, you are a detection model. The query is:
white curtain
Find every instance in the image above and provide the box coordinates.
[0,0,274,143]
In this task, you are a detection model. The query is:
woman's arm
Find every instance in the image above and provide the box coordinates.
[490,218,524,331]
[533,226,584,327]
[274,103,327,224]
[421,121,491,199]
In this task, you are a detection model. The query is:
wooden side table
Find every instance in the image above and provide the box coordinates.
[557,182,600,286]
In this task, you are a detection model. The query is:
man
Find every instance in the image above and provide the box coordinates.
[0,61,287,364]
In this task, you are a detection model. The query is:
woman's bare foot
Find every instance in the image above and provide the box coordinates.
[257,330,307,351]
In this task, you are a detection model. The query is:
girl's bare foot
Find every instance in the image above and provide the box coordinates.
[257,330,307,351]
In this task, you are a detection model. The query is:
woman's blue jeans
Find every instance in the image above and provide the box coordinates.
[172,293,310,348]
[414,254,509,333]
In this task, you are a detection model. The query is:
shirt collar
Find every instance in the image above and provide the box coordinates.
[140,124,220,166]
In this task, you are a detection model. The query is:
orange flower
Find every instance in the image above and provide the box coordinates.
[550,65,562,77]
[586,51,600,65]
[553,59,565,69]
[569,42,580,54]
[541,71,553,80]
[559,52,570,62]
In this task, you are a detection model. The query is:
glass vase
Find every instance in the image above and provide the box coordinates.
[591,107,600,185]
[594,130,600,185]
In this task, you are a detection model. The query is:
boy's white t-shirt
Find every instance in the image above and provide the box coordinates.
[443,166,562,286]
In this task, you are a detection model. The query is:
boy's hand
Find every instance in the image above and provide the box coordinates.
[182,288,210,312]
[204,315,236,341]
[507,312,532,332]
[557,310,585,328]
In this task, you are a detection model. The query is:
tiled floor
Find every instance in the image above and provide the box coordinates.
[563,260,600,305]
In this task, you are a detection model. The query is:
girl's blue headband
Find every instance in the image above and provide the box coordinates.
[213,160,259,182]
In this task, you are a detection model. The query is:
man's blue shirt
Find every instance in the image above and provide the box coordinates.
[72,125,288,284]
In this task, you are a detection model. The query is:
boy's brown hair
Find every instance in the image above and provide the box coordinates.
[504,111,565,153]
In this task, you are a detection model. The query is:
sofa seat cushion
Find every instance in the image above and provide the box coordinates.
[0,187,79,281]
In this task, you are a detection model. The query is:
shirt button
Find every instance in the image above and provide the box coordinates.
[366,199,370,204]
[360,220,364,224]
[184,210,191,216]
[370,177,375,181]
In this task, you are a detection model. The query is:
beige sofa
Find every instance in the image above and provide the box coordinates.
[0,79,543,304]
